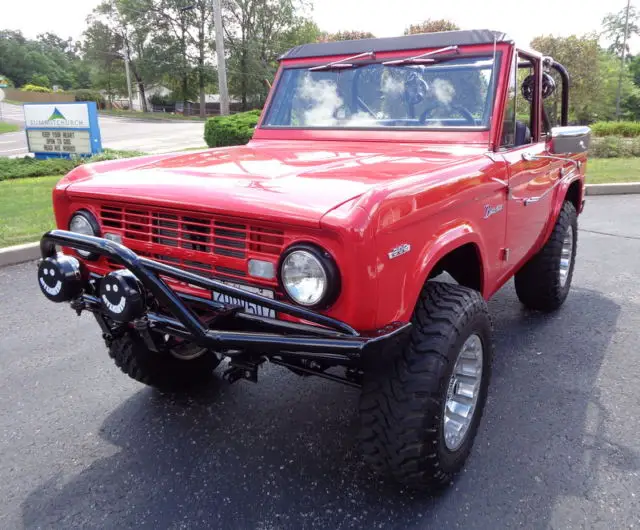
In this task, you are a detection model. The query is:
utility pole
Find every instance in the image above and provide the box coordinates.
[212,0,230,115]
[615,0,632,120]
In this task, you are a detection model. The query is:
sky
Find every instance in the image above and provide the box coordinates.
[2,0,638,52]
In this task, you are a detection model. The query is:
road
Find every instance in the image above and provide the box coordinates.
[0,195,639,529]
[0,102,205,156]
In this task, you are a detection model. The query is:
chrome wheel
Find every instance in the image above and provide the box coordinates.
[559,225,574,288]
[443,334,484,451]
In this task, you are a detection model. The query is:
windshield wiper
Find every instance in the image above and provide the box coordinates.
[309,51,376,71]
[382,45,459,66]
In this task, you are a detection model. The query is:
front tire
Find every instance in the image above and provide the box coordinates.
[515,201,578,311]
[359,282,492,490]
[108,331,222,391]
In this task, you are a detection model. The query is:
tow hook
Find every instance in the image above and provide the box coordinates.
[223,357,264,384]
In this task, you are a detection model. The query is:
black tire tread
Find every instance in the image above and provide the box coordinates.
[359,282,491,489]
[514,201,577,311]
[108,332,220,391]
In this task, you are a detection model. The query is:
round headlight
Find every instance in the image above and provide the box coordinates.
[280,246,339,308]
[69,211,99,259]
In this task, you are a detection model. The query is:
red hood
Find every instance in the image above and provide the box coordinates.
[62,140,485,227]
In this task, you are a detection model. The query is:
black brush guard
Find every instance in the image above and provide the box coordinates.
[39,230,410,364]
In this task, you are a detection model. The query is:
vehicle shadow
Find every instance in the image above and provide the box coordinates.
[21,286,628,529]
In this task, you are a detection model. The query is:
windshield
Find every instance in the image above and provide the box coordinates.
[263,56,497,129]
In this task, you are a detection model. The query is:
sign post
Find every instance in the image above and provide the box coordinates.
[23,102,102,159]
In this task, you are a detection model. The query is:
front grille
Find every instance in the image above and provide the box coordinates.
[99,204,285,283]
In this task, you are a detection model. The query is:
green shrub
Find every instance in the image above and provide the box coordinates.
[0,74,14,88]
[74,89,105,108]
[29,74,51,88]
[590,121,640,138]
[0,149,144,181]
[149,94,176,107]
[204,109,261,148]
[21,84,53,93]
[589,136,640,158]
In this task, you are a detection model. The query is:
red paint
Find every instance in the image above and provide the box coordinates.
[52,39,585,332]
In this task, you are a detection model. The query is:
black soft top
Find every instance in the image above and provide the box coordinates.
[279,29,511,61]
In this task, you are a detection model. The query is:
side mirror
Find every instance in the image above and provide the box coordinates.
[550,126,591,155]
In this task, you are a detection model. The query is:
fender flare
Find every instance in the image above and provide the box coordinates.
[403,224,488,315]
[540,175,584,246]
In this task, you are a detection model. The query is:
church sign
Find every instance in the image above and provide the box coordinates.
[23,102,102,159]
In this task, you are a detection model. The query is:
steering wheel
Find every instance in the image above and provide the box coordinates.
[419,104,476,126]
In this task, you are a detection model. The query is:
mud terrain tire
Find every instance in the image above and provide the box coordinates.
[108,331,222,391]
[359,282,492,490]
[515,201,578,311]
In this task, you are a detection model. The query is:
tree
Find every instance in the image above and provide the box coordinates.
[89,0,170,112]
[223,0,316,109]
[192,0,215,117]
[404,19,459,35]
[0,29,86,90]
[319,30,375,41]
[531,34,637,123]
[601,6,640,57]
[83,20,127,106]
[628,54,640,86]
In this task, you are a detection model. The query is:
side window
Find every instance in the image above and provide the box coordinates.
[515,53,535,146]
[501,55,517,147]
[542,70,561,137]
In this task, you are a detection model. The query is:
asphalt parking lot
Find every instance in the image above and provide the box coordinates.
[0,195,638,529]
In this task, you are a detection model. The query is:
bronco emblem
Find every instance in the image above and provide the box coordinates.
[484,204,504,219]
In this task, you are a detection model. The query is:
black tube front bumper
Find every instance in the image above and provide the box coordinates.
[39,230,410,363]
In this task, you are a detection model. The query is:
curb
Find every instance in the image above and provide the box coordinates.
[584,182,640,195]
[0,242,39,268]
[1,182,639,268]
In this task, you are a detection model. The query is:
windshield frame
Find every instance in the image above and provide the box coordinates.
[260,51,503,133]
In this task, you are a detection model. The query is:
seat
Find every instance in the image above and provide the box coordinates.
[515,120,531,146]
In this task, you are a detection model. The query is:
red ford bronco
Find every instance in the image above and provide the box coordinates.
[37,30,590,489]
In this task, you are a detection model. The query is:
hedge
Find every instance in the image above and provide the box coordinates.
[0,149,144,181]
[204,109,261,148]
[21,84,53,93]
[589,136,640,158]
[74,89,105,108]
[590,121,640,138]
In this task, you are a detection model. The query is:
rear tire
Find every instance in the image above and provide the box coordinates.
[515,201,577,311]
[359,282,492,490]
[108,331,222,391]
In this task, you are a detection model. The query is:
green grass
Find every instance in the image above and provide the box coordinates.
[0,121,19,134]
[100,109,205,121]
[2,99,24,106]
[586,158,640,184]
[0,175,58,247]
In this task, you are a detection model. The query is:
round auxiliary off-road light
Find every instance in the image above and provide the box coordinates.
[37,255,82,303]
[99,270,145,322]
